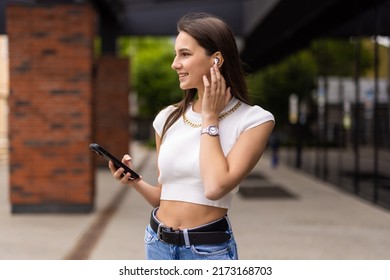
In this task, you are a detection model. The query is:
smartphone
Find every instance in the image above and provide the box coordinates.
[89,143,140,180]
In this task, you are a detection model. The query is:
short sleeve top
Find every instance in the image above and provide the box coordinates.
[153,97,274,209]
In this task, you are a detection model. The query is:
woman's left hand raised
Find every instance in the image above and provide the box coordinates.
[202,65,231,121]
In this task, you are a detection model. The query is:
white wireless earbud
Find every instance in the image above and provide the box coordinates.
[214,57,219,65]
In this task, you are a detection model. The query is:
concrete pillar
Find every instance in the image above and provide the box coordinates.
[0,36,8,165]
[7,4,97,213]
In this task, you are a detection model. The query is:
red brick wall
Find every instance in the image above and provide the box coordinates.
[7,4,97,213]
[94,56,130,167]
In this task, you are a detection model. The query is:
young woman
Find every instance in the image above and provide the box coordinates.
[109,12,274,260]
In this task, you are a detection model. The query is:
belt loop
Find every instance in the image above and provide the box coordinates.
[225,215,232,231]
[183,229,191,248]
[152,207,159,219]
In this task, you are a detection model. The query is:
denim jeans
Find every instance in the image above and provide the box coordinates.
[144,220,238,260]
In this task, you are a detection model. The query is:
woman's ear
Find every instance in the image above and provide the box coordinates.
[212,52,224,67]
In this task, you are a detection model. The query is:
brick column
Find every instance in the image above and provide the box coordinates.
[94,56,130,166]
[7,4,97,213]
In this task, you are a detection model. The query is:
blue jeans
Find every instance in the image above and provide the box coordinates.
[144,219,238,260]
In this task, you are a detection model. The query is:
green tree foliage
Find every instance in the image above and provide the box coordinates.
[119,37,182,118]
[311,38,372,77]
[247,50,317,126]
[247,38,373,128]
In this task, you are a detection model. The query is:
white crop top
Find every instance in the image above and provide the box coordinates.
[153,97,274,209]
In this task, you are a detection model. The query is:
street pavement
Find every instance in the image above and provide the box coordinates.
[1,142,390,260]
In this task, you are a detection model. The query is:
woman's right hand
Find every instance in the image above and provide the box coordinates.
[108,154,141,184]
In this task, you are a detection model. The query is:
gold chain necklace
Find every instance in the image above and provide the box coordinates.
[182,101,242,128]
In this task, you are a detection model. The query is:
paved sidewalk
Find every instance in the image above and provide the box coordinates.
[1,142,390,260]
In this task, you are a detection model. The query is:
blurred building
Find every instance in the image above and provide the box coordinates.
[283,73,390,209]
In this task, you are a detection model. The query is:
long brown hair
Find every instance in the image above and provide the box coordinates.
[161,12,249,139]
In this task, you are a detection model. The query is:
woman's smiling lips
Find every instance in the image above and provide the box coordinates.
[178,72,188,80]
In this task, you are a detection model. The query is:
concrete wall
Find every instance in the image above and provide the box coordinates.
[0,36,8,165]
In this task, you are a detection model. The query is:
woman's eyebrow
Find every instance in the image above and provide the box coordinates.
[176,48,191,53]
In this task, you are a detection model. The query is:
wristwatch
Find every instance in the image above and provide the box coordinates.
[201,125,219,136]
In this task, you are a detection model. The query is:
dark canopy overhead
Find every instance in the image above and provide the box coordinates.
[240,0,390,71]
[1,0,390,71]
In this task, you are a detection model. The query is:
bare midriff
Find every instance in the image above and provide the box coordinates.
[156,200,228,230]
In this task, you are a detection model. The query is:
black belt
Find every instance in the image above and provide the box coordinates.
[150,210,231,246]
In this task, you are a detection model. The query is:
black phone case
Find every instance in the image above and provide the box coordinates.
[89,143,140,180]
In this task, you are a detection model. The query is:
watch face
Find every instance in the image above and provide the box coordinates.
[209,126,219,135]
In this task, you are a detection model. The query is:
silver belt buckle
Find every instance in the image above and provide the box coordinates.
[156,222,165,240]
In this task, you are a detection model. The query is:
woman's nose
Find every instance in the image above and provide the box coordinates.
[171,58,181,70]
